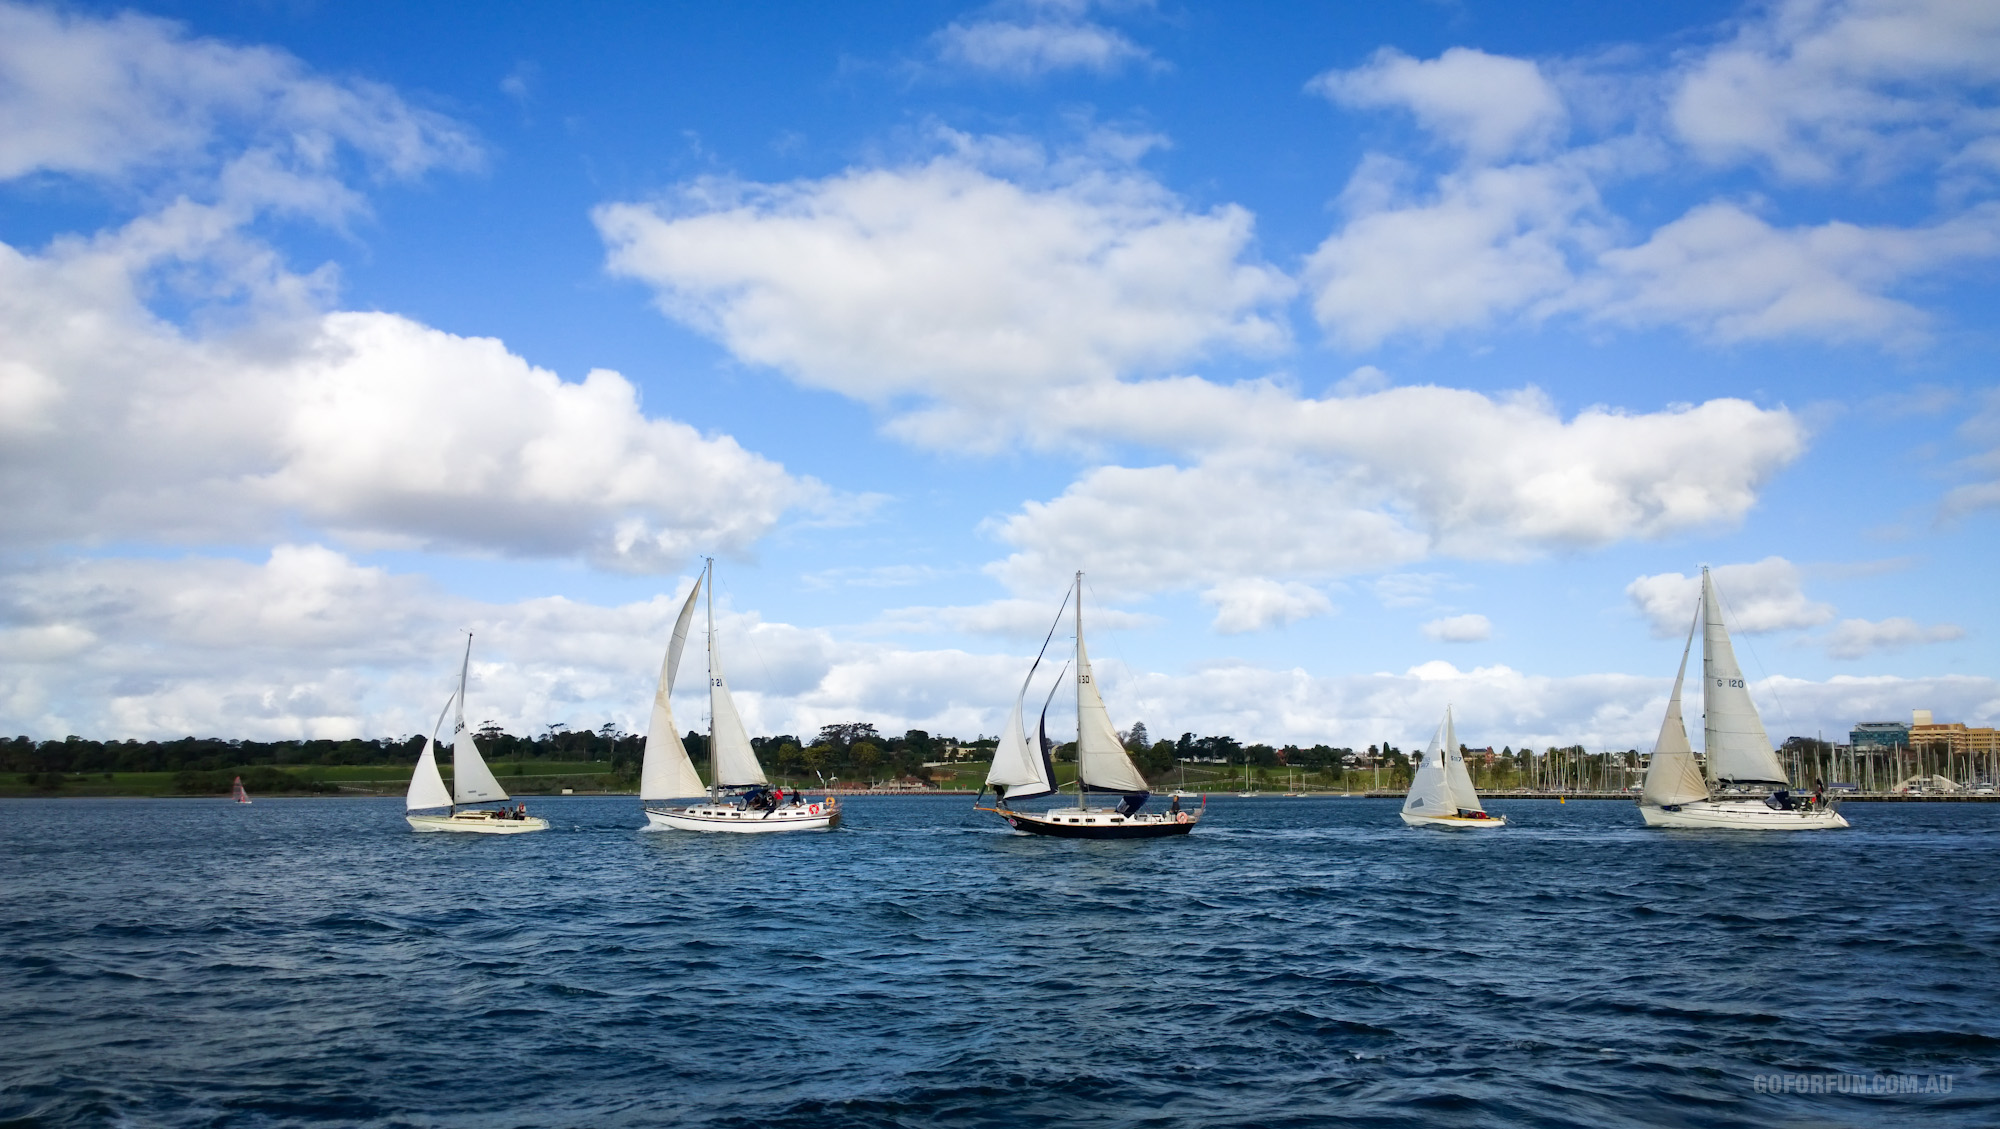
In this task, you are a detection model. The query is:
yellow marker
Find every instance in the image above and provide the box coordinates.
[1559,796,1566,804]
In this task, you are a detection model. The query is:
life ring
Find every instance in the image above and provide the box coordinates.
[1174,811,1189,824]
[809,804,820,815]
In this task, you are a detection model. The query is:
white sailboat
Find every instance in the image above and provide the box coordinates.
[406,635,548,833]
[977,571,1201,838]
[644,560,839,833]
[1401,705,1505,828]
[1637,567,1848,830]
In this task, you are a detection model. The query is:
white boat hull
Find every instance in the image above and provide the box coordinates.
[644,799,840,833]
[1400,811,1508,829]
[1638,799,1849,830]
[407,810,549,834]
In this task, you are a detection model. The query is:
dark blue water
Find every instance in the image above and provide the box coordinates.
[1,796,1995,1128]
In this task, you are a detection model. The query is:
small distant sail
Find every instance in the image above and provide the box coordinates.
[449,635,510,805]
[706,569,768,789]
[231,776,252,804]
[641,575,708,801]
[407,691,456,812]
[1642,608,1710,808]
[1440,707,1484,814]
[1403,715,1454,815]
[1699,569,1790,787]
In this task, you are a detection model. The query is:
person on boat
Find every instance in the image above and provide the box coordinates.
[1169,794,1182,816]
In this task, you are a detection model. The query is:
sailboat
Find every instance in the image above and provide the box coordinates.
[643,560,839,833]
[1638,568,1849,830]
[1237,756,1257,798]
[406,635,549,833]
[1401,705,1505,828]
[230,776,252,804]
[976,571,1201,839]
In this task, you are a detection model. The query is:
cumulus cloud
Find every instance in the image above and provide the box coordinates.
[1669,0,2000,183]
[1422,613,1491,642]
[1311,46,1568,163]
[932,2,1152,79]
[0,228,817,570]
[1627,557,1837,637]
[1820,617,1965,659]
[1306,9,2000,350]
[11,548,1988,747]
[0,1,477,190]
[1573,201,2000,345]
[594,136,1293,447]
[992,388,1804,596]
[1202,578,1335,634]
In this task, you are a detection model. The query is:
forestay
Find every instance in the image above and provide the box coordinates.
[450,635,510,805]
[405,691,456,812]
[1643,609,1710,808]
[641,576,708,801]
[1699,569,1789,786]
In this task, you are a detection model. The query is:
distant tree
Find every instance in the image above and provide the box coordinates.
[1121,722,1149,750]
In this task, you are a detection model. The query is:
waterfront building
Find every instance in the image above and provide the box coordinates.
[1850,721,1909,750]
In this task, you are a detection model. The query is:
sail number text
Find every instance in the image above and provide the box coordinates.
[1714,677,1744,688]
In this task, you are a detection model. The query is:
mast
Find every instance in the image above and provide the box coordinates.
[705,557,716,802]
[1075,570,1086,810]
[452,633,470,815]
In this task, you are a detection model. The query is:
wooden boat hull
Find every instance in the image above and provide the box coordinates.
[1639,800,1848,830]
[1400,811,1507,829]
[644,799,840,833]
[407,811,549,834]
[980,804,1199,839]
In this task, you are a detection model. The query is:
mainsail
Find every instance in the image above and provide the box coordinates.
[1699,568,1790,786]
[406,690,456,811]
[1440,707,1484,814]
[640,575,708,801]
[449,635,510,805]
[1072,574,1148,796]
[1403,716,1454,815]
[1642,607,1710,807]
[706,562,768,789]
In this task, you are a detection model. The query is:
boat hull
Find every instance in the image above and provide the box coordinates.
[1638,799,1849,830]
[980,804,1199,839]
[644,799,840,833]
[1400,811,1508,829]
[407,811,549,834]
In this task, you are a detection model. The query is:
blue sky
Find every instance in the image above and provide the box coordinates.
[2,0,1997,752]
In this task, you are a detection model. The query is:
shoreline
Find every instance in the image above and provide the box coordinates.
[5,789,1995,802]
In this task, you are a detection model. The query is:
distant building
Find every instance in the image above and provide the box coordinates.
[1850,721,1908,750]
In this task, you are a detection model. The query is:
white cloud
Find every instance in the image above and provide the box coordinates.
[1821,617,1965,659]
[933,2,1152,79]
[1311,46,1568,163]
[992,387,1803,596]
[1304,157,1600,348]
[12,548,1991,748]
[1627,557,1837,637]
[0,225,818,571]
[0,1,477,188]
[1422,613,1491,642]
[1202,578,1335,634]
[1573,201,2000,345]
[1669,0,2000,183]
[1943,387,2000,517]
[594,138,1293,447]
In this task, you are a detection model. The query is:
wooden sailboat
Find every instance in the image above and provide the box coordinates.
[406,635,548,833]
[977,571,1201,839]
[643,560,839,833]
[1638,568,1848,830]
[230,776,252,804]
[1401,705,1505,828]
